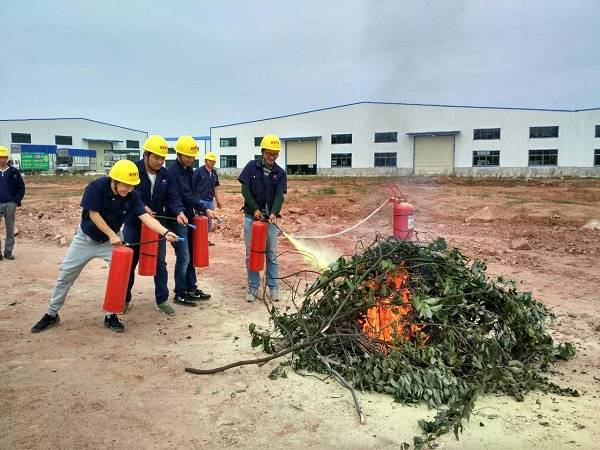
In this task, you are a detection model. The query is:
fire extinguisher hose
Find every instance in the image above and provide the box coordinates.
[289,198,390,240]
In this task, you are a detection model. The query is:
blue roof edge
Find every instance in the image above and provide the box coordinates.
[0,117,148,134]
[210,101,600,130]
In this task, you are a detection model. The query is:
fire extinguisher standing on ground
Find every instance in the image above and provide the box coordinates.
[390,197,415,240]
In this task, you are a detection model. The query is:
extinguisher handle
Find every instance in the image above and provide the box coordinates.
[186,223,196,230]
[175,236,186,242]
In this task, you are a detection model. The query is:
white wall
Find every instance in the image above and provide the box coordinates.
[210,103,600,176]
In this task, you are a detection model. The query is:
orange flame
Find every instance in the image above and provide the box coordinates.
[361,269,427,349]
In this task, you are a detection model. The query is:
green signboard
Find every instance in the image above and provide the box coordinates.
[21,153,50,171]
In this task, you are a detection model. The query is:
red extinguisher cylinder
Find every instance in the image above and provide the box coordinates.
[248,221,268,272]
[103,246,134,313]
[138,223,159,276]
[193,216,209,268]
[390,197,415,240]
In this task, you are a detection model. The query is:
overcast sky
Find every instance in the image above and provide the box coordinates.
[1,0,599,136]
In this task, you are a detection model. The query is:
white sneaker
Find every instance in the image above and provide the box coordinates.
[246,291,256,303]
[269,288,280,302]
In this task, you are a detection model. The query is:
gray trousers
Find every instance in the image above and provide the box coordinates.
[47,226,120,316]
[0,202,17,255]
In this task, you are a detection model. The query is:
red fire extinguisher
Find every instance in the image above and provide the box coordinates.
[390,197,414,240]
[103,246,134,313]
[138,223,158,276]
[193,215,209,268]
[248,220,268,272]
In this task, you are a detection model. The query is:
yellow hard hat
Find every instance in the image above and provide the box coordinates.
[143,135,168,158]
[109,159,140,185]
[0,146,9,157]
[204,151,217,162]
[260,134,281,152]
[175,135,199,157]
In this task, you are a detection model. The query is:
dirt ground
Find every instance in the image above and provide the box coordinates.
[1,175,599,449]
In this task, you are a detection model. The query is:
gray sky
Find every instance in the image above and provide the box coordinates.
[1,0,599,136]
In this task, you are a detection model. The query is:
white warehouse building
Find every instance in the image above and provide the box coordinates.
[0,117,148,172]
[210,102,600,177]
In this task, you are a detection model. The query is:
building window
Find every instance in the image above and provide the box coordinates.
[528,149,558,166]
[374,152,397,167]
[331,153,352,167]
[374,132,397,143]
[254,154,262,161]
[220,137,237,147]
[254,137,263,147]
[168,147,176,154]
[473,128,500,140]
[529,126,559,138]
[595,125,600,138]
[472,150,500,167]
[11,133,31,144]
[331,134,352,145]
[126,140,140,149]
[595,149,600,166]
[55,135,73,145]
[220,155,237,168]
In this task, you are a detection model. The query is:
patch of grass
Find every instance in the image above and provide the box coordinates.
[506,196,529,204]
[309,187,337,195]
[344,186,368,194]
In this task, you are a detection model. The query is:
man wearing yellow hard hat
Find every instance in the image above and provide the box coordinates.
[0,145,25,261]
[123,135,188,316]
[31,159,179,334]
[166,136,217,307]
[193,151,222,245]
[238,134,287,303]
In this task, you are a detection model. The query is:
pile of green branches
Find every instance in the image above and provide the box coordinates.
[248,236,578,446]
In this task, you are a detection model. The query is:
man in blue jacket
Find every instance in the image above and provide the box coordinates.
[0,146,25,261]
[123,135,187,316]
[167,136,216,307]
[193,151,222,246]
[238,134,287,303]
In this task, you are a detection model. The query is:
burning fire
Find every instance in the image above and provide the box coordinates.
[361,269,426,347]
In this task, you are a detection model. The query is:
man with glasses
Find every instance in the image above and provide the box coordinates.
[238,134,287,303]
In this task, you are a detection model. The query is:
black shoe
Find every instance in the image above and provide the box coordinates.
[173,294,198,307]
[186,288,211,300]
[0,253,3,261]
[31,313,60,333]
[3,253,14,260]
[104,314,124,332]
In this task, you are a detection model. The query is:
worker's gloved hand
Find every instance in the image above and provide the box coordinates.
[253,210,262,220]
[268,213,277,224]
[205,209,217,220]
[176,212,188,225]
[110,233,123,246]
[164,231,179,243]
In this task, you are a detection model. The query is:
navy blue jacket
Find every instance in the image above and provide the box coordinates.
[192,165,220,201]
[124,159,184,234]
[166,159,207,219]
[238,159,287,216]
[0,166,25,206]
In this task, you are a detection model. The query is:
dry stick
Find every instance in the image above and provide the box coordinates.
[184,336,329,374]
[317,353,365,425]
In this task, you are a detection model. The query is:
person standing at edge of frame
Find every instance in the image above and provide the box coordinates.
[30,159,179,334]
[193,151,222,246]
[0,145,25,261]
[238,134,287,303]
[166,135,217,307]
[123,135,188,316]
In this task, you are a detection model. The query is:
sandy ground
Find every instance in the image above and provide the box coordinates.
[1,175,599,449]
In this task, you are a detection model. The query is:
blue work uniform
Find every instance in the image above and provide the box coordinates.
[46,176,147,316]
[0,166,25,256]
[166,159,208,296]
[238,159,287,294]
[193,165,220,228]
[123,160,184,306]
